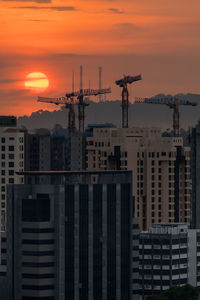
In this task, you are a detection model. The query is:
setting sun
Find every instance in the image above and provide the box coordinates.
[25,72,49,91]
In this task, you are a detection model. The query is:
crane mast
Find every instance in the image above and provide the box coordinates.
[116,74,142,128]
[135,96,197,137]
[38,88,111,132]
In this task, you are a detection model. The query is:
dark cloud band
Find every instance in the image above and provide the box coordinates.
[1,0,51,3]
[11,6,76,11]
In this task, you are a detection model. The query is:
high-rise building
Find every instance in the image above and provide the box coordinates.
[5,170,133,300]
[27,128,51,172]
[0,122,85,282]
[86,125,191,230]
[0,127,27,230]
[190,122,200,228]
[51,126,85,171]
[0,116,16,128]
[0,120,27,281]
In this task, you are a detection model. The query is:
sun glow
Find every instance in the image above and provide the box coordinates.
[25,72,49,91]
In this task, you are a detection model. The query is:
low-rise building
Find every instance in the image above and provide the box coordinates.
[133,223,200,300]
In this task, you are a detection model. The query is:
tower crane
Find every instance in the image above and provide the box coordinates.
[135,96,197,136]
[116,74,142,128]
[38,87,111,133]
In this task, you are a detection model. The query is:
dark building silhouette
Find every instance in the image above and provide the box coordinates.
[190,121,200,228]
[5,170,133,300]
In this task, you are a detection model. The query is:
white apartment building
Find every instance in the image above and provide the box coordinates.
[133,223,200,300]
[0,127,26,230]
[0,117,26,278]
[86,125,191,230]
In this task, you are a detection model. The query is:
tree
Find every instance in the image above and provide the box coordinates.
[146,284,199,300]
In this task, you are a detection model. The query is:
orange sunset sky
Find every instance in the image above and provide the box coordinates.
[1,0,200,116]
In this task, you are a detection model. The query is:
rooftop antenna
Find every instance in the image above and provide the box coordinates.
[99,66,102,102]
[80,65,83,91]
[72,70,74,93]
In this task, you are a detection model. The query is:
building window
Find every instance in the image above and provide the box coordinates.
[9,178,14,184]
[9,146,14,151]
[1,138,5,143]
[9,154,14,159]
[9,170,14,176]
[9,162,14,168]
[1,146,5,151]
[1,170,5,176]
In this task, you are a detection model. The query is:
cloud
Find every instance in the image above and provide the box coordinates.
[107,8,124,14]
[1,0,51,3]
[27,19,54,22]
[0,79,20,84]
[12,5,76,11]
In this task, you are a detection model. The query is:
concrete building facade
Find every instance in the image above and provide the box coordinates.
[133,223,200,300]
[86,125,191,230]
[5,170,133,300]
[190,122,200,228]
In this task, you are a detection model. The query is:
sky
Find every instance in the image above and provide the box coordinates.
[1,0,200,116]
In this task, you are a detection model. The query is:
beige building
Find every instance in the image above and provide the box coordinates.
[86,125,191,230]
[0,127,26,231]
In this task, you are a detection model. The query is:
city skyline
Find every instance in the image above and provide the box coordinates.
[1,0,200,116]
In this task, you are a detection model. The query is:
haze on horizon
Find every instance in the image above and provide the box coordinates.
[1,0,200,116]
